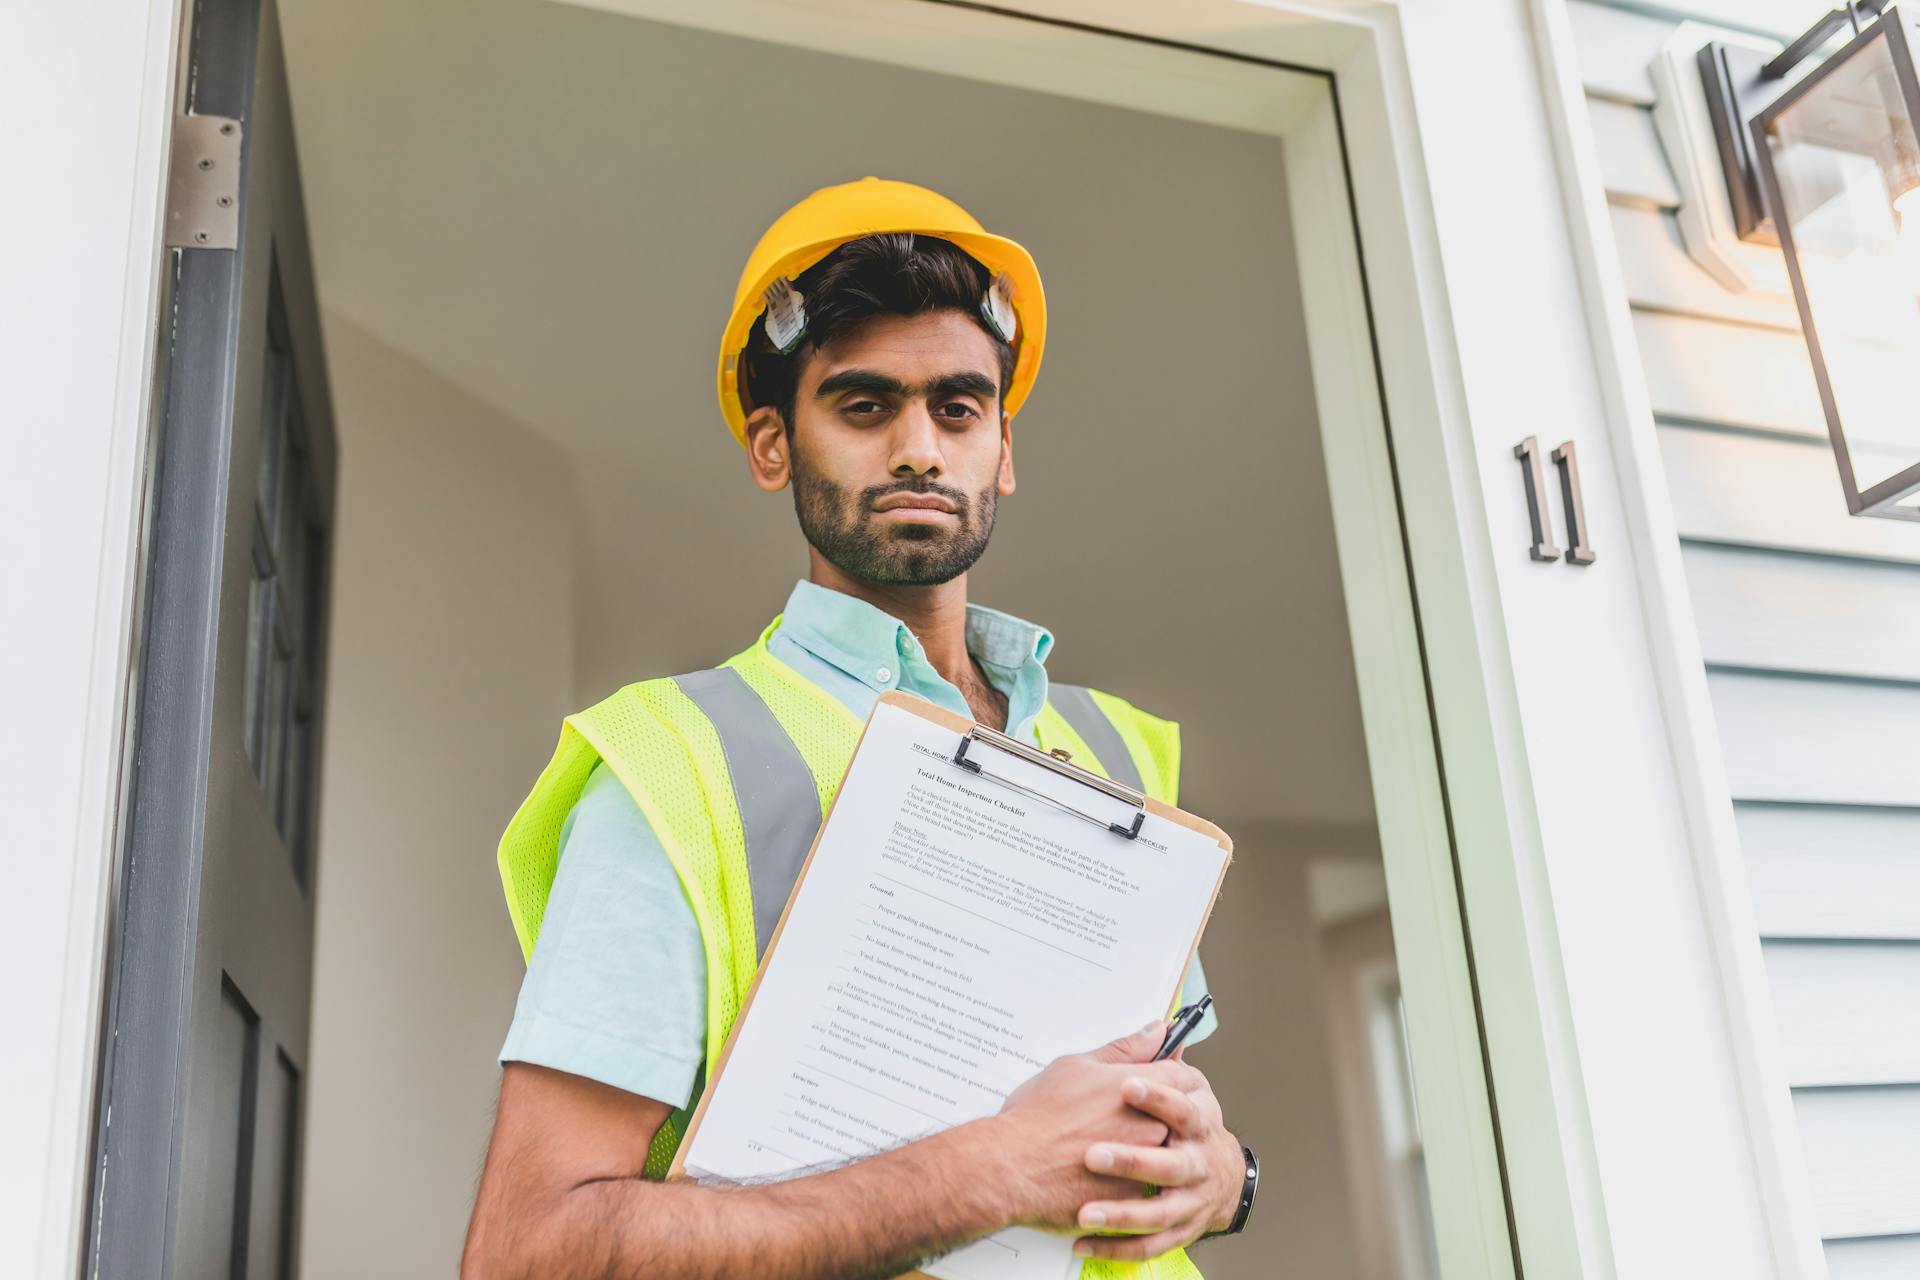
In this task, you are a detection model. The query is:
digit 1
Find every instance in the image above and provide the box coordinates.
[1551,440,1596,566]
[1514,435,1561,562]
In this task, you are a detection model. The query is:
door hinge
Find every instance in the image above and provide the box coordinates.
[164,113,243,249]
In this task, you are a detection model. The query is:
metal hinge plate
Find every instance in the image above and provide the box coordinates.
[164,113,242,249]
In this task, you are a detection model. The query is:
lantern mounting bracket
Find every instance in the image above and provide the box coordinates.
[1699,2,1902,240]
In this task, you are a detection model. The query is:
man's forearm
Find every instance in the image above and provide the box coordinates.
[470,1115,1029,1280]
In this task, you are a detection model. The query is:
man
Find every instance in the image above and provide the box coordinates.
[464,179,1256,1280]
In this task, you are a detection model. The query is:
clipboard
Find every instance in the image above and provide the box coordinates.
[668,691,1233,1278]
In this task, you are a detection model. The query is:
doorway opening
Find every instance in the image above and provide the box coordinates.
[98,1,1512,1277]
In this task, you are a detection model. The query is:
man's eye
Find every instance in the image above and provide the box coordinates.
[937,403,979,421]
[844,400,887,416]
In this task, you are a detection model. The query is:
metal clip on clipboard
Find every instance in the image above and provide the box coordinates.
[951,723,1148,840]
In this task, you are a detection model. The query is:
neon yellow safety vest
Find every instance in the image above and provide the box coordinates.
[498,616,1200,1280]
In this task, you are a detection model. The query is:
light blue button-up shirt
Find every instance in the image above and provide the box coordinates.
[499,580,1214,1106]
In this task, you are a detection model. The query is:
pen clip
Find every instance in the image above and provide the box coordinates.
[952,727,1147,840]
[1153,994,1212,1061]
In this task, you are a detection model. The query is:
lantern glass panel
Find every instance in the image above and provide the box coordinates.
[1760,23,1920,509]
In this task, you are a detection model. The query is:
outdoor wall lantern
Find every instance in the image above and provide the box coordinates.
[1701,1,1920,519]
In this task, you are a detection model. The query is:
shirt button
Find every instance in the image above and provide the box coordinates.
[876,666,893,684]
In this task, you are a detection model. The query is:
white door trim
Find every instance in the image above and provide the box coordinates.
[1284,82,1527,1280]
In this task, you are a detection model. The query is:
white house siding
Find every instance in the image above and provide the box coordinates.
[1570,3,1920,1274]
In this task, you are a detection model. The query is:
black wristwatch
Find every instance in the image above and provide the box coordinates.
[1222,1144,1258,1236]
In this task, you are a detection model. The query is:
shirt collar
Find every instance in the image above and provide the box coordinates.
[964,600,1055,674]
[775,580,1053,694]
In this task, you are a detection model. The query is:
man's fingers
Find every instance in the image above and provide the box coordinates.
[1091,1021,1168,1064]
[1120,1079,1203,1138]
[1074,1224,1199,1263]
[1140,1059,1206,1093]
[1086,1141,1208,1187]
[1115,1114,1172,1150]
[1077,1190,1204,1235]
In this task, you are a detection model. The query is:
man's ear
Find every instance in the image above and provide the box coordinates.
[997,409,1016,497]
[744,406,791,492]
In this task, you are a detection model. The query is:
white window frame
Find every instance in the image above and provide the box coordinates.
[9,0,1821,1276]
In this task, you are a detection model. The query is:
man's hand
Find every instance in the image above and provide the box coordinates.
[1068,1055,1244,1262]
[988,1021,1205,1233]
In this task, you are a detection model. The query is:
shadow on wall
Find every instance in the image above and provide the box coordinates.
[305,313,577,1275]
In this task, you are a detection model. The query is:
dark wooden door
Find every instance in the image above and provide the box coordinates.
[90,0,335,1275]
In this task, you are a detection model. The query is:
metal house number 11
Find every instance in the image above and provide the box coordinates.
[1514,436,1596,566]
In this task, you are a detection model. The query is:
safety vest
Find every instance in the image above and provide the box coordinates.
[498,616,1200,1280]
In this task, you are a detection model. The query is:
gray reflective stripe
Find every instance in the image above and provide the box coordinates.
[1048,684,1145,792]
[673,667,822,956]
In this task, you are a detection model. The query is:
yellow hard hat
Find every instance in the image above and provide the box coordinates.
[716,177,1047,446]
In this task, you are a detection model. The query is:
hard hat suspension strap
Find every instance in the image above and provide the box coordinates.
[762,276,808,354]
[981,271,1018,342]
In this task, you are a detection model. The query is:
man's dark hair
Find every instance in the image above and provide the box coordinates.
[741,232,1017,434]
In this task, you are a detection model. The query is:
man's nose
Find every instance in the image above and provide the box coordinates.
[888,401,942,477]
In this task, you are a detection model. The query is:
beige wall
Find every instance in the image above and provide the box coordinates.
[302,314,577,1276]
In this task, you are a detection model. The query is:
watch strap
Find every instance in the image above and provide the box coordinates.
[1225,1144,1258,1235]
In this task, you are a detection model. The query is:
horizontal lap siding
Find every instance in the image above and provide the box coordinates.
[1681,545,1920,683]
[1590,98,1681,209]
[1797,1087,1920,1239]
[1739,804,1920,940]
[1708,672,1920,809]
[1574,1,1920,1260]
[1661,425,1920,564]
[1611,204,1799,330]
[1764,943,1920,1086]
[1825,1234,1920,1280]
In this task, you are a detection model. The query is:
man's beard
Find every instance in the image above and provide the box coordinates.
[791,455,997,587]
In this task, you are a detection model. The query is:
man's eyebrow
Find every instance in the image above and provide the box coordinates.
[814,369,908,399]
[929,371,999,400]
[813,369,999,401]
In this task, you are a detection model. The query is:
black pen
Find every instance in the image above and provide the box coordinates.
[1151,994,1213,1061]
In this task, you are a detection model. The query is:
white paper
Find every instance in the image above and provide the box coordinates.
[679,699,1229,1280]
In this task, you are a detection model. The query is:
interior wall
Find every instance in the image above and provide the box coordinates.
[301,313,577,1277]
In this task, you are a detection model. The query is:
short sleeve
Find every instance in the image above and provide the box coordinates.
[499,762,709,1107]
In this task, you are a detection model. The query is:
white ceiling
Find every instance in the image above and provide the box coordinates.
[280,0,1379,829]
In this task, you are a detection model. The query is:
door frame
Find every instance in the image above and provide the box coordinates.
[19,0,1815,1275]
